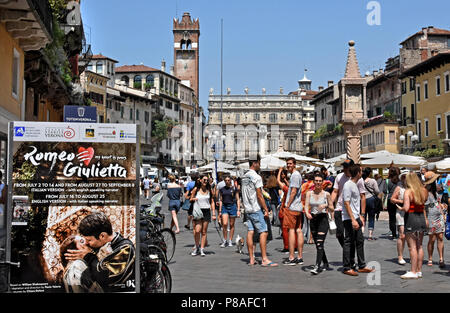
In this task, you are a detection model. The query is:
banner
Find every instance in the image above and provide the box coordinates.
[63,105,97,123]
[8,122,138,293]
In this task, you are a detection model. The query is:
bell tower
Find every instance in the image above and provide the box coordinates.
[173,12,200,98]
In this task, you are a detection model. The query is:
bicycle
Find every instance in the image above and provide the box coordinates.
[140,205,176,263]
[140,244,172,293]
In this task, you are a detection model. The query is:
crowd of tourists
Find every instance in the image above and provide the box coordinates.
[147,156,449,279]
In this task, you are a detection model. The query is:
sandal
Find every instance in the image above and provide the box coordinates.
[439,260,445,269]
[261,261,278,267]
[427,260,433,266]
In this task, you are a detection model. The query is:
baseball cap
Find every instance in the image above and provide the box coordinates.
[342,159,355,168]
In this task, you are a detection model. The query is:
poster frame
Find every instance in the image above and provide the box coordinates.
[6,121,140,293]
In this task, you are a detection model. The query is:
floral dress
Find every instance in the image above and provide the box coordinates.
[425,192,446,235]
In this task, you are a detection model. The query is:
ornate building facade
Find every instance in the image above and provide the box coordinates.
[207,74,317,162]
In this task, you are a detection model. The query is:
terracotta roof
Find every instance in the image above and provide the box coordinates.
[91,54,118,63]
[115,64,160,73]
[400,27,450,44]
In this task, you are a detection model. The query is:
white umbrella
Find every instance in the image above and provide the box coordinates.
[238,155,286,171]
[198,161,235,171]
[436,158,450,172]
[324,153,348,167]
[361,154,427,169]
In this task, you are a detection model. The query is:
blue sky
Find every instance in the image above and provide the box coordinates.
[81,0,450,113]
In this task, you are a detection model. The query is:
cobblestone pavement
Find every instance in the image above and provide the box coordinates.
[141,192,450,293]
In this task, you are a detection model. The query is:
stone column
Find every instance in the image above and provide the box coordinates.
[340,40,367,164]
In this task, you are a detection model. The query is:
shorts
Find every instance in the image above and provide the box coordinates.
[168,200,181,212]
[282,209,303,230]
[221,203,237,217]
[246,210,268,233]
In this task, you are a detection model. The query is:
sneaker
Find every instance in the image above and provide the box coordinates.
[398,258,407,265]
[400,271,418,279]
[322,263,331,271]
[310,265,321,275]
[191,247,199,256]
[281,248,289,254]
[282,258,298,266]
[382,231,392,236]
[417,272,422,278]
[200,248,206,257]
[220,241,227,248]
[228,240,234,247]
[296,258,304,265]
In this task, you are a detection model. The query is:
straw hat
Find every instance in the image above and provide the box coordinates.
[423,171,440,185]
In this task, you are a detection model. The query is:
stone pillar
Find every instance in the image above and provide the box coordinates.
[340,40,367,164]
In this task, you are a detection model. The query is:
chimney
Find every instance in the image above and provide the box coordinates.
[170,65,174,75]
[161,59,166,72]
[327,80,333,87]
[428,26,434,31]
[379,68,384,74]
[318,86,324,92]
[431,49,439,57]
[373,70,378,76]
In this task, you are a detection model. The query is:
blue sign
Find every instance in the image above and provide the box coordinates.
[14,127,25,137]
[64,105,97,123]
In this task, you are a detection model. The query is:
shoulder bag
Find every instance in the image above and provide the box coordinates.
[365,181,383,213]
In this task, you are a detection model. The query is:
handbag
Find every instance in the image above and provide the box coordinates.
[182,199,191,211]
[365,181,383,213]
[328,212,337,235]
[192,201,204,220]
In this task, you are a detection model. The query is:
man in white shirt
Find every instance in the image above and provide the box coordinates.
[331,159,367,248]
[342,164,374,276]
[241,155,278,267]
[282,157,304,266]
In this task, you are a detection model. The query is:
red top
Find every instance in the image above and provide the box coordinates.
[409,193,424,213]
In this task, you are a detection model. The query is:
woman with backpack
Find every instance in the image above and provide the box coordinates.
[380,167,401,239]
[190,175,216,256]
[218,176,241,248]
[424,172,447,269]
[362,168,381,241]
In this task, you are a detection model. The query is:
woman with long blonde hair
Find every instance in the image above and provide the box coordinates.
[399,172,428,279]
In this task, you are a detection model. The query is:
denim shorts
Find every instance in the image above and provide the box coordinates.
[221,203,237,217]
[246,210,268,233]
[168,200,181,212]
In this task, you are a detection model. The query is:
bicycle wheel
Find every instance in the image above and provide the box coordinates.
[160,228,176,263]
[160,262,172,293]
[141,267,166,293]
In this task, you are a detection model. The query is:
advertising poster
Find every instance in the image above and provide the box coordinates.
[8,122,138,293]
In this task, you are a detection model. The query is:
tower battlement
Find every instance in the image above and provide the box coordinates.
[173,12,200,31]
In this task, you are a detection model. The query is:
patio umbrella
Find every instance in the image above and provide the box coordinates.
[238,155,286,171]
[436,158,450,172]
[361,154,427,169]
[198,161,236,171]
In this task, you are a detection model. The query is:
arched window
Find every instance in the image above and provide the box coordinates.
[87,61,93,72]
[96,61,103,74]
[186,39,192,50]
[134,75,142,89]
[121,75,129,86]
[180,39,186,50]
[165,78,168,91]
[145,74,154,90]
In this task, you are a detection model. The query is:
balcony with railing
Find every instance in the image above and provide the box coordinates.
[0,0,53,51]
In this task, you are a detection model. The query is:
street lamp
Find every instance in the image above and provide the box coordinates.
[209,131,226,182]
[400,132,418,154]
